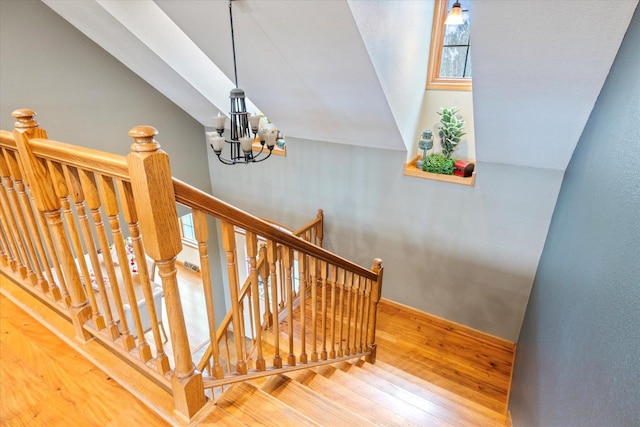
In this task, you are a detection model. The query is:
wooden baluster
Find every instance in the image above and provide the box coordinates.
[361,278,372,354]
[336,269,345,357]
[344,271,353,356]
[246,231,265,371]
[3,148,53,293]
[47,161,106,331]
[243,288,253,367]
[356,277,369,353]
[329,265,337,359]
[12,109,91,340]
[309,256,319,362]
[351,275,361,355]
[99,175,141,352]
[297,251,308,364]
[278,245,285,310]
[283,246,295,366]
[193,209,223,379]
[116,179,160,364]
[34,202,65,302]
[79,169,121,340]
[126,125,205,418]
[266,239,281,368]
[319,261,328,360]
[2,148,42,286]
[63,165,108,331]
[258,244,271,326]
[0,153,30,279]
[316,209,324,248]
[0,172,21,273]
[365,259,383,363]
[219,220,247,375]
[49,161,95,305]
[0,220,10,268]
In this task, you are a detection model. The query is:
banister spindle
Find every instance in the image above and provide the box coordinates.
[12,109,91,340]
[1,148,42,287]
[320,260,328,360]
[117,179,162,364]
[336,269,345,357]
[3,148,53,293]
[220,220,247,375]
[344,271,353,356]
[259,244,271,325]
[316,209,324,247]
[193,209,223,379]
[329,265,337,359]
[246,231,265,371]
[79,168,123,340]
[127,126,205,418]
[267,239,282,368]
[309,256,319,362]
[298,251,308,364]
[0,150,31,279]
[52,161,105,331]
[365,259,383,363]
[283,246,295,366]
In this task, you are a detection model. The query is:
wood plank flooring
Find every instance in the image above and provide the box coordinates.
[0,290,170,427]
[1,266,514,425]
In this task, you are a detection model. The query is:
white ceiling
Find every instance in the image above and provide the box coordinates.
[43,0,638,170]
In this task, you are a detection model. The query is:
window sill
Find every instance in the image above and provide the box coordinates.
[252,141,286,157]
[404,155,475,187]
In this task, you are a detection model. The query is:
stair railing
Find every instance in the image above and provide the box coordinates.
[0,109,383,421]
[196,212,323,378]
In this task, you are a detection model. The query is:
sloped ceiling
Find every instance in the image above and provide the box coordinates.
[43,0,638,170]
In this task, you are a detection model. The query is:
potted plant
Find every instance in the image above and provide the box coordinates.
[423,153,455,175]
[437,107,466,159]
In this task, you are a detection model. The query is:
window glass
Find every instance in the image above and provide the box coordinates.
[426,0,472,90]
[181,213,196,242]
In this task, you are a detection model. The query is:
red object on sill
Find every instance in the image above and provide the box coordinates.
[453,160,475,177]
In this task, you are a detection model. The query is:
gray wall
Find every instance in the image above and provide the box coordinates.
[0,0,210,193]
[0,0,227,323]
[509,4,640,426]
[2,0,568,342]
[207,141,563,341]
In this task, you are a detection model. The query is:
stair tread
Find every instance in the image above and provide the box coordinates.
[314,363,459,426]
[198,406,248,426]
[261,374,377,427]
[339,360,507,426]
[362,360,507,424]
[285,367,448,427]
[216,382,318,426]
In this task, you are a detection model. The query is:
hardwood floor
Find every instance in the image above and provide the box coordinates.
[0,291,169,427]
[1,266,514,425]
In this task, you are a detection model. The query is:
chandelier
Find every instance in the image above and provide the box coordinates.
[208,1,282,165]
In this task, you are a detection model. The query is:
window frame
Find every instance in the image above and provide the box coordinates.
[179,213,197,247]
[426,0,472,91]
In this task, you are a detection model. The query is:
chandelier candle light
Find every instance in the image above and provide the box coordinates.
[208,1,281,164]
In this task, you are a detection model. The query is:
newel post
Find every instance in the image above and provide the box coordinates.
[12,109,92,340]
[365,258,383,364]
[126,126,206,419]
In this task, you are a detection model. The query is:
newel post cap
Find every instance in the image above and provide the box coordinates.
[128,125,160,152]
[12,109,39,129]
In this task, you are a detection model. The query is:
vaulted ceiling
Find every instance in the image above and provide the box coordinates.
[43,0,638,170]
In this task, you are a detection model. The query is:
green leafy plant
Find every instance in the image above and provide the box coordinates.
[437,107,466,158]
[422,153,455,175]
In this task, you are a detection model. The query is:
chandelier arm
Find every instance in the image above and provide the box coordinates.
[213,150,237,165]
[250,148,273,163]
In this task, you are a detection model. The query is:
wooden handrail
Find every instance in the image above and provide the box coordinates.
[173,180,377,281]
[0,132,129,180]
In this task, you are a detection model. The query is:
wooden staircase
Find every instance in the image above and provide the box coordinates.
[198,358,508,426]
